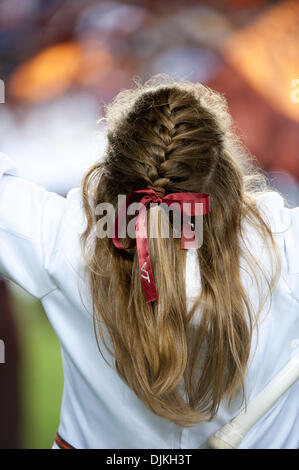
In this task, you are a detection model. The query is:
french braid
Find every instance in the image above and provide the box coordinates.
[81,76,281,427]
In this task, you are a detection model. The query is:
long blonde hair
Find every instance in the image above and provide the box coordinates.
[81,74,281,427]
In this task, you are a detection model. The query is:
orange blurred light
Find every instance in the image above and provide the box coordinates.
[9,40,114,102]
[9,42,82,102]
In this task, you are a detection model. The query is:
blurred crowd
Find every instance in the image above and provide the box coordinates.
[0,0,298,197]
[0,0,298,449]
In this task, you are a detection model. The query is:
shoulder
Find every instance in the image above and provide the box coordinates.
[45,186,87,279]
[255,191,290,232]
[48,186,86,254]
[255,191,298,257]
[255,190,299,302]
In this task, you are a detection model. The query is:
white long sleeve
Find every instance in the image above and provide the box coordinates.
[0,152,66,298]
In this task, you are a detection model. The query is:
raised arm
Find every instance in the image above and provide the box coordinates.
[0,153,66,298]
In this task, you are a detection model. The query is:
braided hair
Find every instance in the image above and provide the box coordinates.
[81,74,281,427]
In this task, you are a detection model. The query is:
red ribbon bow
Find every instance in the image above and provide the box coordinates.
[112,188,210,303]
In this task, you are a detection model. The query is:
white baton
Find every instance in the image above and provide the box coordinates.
[207,354,299,449]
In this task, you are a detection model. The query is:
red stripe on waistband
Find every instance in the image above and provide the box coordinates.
[55,432,75,449]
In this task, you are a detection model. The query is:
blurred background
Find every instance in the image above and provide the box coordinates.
[0,0,298,448]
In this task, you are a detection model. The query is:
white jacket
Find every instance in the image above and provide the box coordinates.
[0,152,298,449]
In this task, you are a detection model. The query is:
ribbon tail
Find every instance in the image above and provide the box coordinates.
[135,205,158,303]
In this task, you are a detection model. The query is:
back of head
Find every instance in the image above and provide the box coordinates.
[81,74,280,427]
